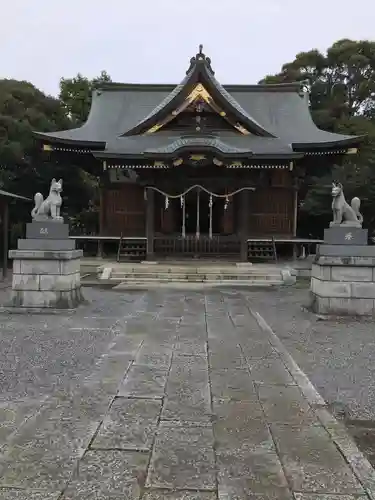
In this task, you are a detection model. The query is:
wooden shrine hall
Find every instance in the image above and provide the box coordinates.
[34,45,361,261]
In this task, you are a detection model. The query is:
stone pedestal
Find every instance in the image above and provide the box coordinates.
[8,222,84,311]
[310,227,375,316]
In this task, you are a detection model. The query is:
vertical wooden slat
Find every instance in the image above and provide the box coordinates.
[99,185,105,235]
[292,179,298,237]
[239,190,249,262]
[146,188,155,259]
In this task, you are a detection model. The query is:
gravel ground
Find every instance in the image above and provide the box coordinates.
[0,286,146,402]
[247,282,375,421]
[247,281,375,465]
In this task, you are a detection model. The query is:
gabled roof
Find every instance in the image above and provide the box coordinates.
[122,45,274,138]
[34,46,363,156]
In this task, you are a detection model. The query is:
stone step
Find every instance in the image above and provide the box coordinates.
[109,273,282,281]
[96,263,296,286]
[109,276,283,284]
[113,279,283,290]
[108,267,281,275]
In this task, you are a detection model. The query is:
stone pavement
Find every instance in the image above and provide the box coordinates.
[0,287,374,499]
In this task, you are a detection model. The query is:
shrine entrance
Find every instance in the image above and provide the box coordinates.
[177,188,223,237]
[151,185,254,259]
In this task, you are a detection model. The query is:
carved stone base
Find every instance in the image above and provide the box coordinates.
[8,249,84,310]
[324,227,368,246]
[26,222,69,239]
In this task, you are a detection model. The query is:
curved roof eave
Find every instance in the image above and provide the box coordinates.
[292,135,365,150]
[33,131,105,149]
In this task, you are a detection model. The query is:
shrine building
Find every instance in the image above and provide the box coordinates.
[34,46,361,261]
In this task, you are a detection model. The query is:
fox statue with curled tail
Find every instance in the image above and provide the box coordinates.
[330,181,363,228]
[31,178,64,222]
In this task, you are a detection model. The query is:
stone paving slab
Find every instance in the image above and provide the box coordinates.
[117,364,169,399]
[210,368,258,401]
[248,356,297,386]
[0,399,44,446]
[61,450,148,499]
[146,422,216,490]
[258,385,320,425]
[142,491,217,500]
[0,491,60,500]
[91,398,162,451]
[217,449,290,495]
[162,356,211,423]
[0,416,94,490]
[272,422,365,494]
[134,345,172,369]
[293,495,368,500]
[0,287,374,499]
[213,400,273,452]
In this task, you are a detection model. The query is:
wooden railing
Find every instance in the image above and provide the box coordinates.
[154,235,241,257]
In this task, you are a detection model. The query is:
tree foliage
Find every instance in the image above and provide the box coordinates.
[0,76,107,240]
[261,39,375,237]
[59,70,111,125]
[0,79,70,166]
[261,39,375,125]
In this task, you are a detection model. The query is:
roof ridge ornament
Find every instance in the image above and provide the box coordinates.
[186,44,215,75]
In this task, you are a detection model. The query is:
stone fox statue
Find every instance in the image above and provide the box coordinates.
[31,178,63,222]
[330,181,363,228]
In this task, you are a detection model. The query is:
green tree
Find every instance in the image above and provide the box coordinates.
[0,79,70,172]
[261,39,375,237]
[0,79,97,239]
[261,39,375,126]
[59,70,112,125]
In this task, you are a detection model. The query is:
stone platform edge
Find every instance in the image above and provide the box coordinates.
[249,307,375,499]
[0,306,80,315]
[9,249,83,260]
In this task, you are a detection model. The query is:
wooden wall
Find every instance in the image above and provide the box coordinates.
[103,184,145,236]
[247,170,294,237]
[101,168,295,238]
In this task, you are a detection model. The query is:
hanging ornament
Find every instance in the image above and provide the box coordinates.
[180,195,184,207]
[224,195,229,211]
[165,195,169,210]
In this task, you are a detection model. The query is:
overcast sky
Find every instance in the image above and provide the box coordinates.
[1,0,374,96]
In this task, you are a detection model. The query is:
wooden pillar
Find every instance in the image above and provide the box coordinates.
[239,190,249,262]
[2,200,9,279]
[146,188,155,259]
[97,185,106,258]
[99,185,106,235]
[292,187,298,237]
[222,197,234,234]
